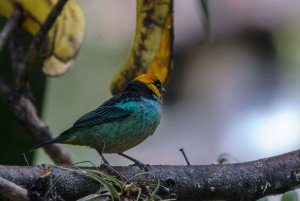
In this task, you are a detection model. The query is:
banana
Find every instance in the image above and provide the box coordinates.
[110,0,173,95]
[0,0,85,76]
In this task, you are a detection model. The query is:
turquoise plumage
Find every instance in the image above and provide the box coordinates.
[33,74,165,164]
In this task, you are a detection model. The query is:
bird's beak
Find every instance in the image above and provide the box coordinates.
[160,86,166,95]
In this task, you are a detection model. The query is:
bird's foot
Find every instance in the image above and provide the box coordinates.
[96,150,110,165]
[118,153,150,171]
[130,161,151,171]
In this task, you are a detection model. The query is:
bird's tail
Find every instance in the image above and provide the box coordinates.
[30,130,71,151]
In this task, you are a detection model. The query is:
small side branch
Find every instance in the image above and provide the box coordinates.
[0,176,29,201]
[0,6,23,52]
[179,148,191,166]
[31,0,69,48]
[18,0,69,90]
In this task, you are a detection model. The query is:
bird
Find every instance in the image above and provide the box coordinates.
[33,74,165,166]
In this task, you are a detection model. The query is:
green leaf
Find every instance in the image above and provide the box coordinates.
[199,0,211,38]
[148,177,160,201]
[200,0,209,20]
[281,191,298,201]
[77,194,109,201]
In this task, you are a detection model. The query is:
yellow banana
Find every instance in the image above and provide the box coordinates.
[0,0,85,76]
[110,0,173,95]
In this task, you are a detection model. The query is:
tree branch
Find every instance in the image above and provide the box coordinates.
[17,0,69,90]
[0,76,72,164]
[0,149,300,200]
[0,6,22,52]
[0,176,29,201]
[0,0,73,164]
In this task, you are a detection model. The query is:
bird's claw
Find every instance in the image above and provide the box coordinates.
[118,153,150,171]
[130,161,151,171]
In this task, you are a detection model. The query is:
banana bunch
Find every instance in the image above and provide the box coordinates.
[110,0,173,95]
[0,0,85,76]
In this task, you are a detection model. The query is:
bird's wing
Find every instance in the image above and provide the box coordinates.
[72,105,133,128]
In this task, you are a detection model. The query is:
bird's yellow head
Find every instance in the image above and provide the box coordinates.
[134,74,166,98]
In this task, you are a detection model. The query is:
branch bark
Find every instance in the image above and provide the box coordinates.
[0,76,72,164]
[17,0,69,90]
[0,0,73,164]
[0,149,300,200]
[0,176,29,201]
[0,6,22,52]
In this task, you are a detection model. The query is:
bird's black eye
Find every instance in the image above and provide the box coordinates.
[154,80,161,88]
[153,80,166,95]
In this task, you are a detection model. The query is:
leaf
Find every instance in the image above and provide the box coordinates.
[199,0,210,38]
[77,194,109,201]
[149,177,160,200]
[281,191,298,201]
[84,169,125,192]
[84,172,120,201]
[200,0,209,22]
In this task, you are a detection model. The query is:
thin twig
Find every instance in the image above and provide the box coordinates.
[21,153,30,166]
[0,75,73,164]
[179,148,191,166]
[0,6,23,52]
[17,0,69,90]
[10,34,25,85]
[0,176,29,201]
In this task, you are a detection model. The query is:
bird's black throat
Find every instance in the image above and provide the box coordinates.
[125,81,156,100]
